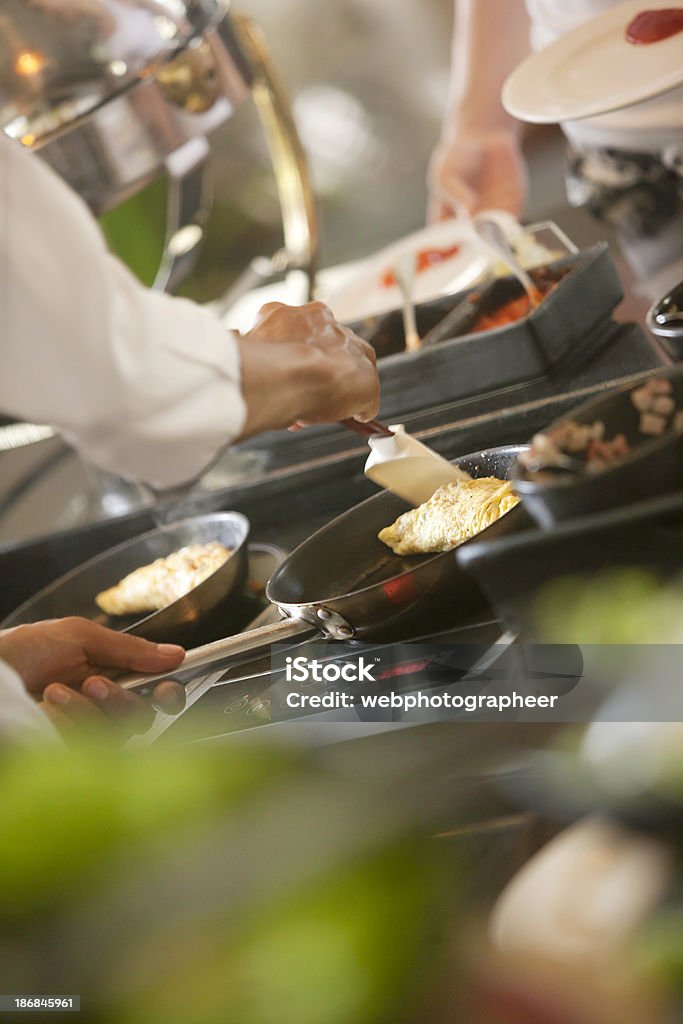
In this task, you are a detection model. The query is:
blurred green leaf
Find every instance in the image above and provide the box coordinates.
[0,741,456,1024]
[0,742,292,917]
[118,844,449,1024]
[535,568,683,644]
[635,908,683,990]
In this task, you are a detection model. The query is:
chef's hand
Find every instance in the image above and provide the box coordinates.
[427,129,527,223]
[236,301,380,437]
[40,674,185,739]
[0,617,185,694]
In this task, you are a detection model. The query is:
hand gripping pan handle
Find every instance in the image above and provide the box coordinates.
[117,616,316,692]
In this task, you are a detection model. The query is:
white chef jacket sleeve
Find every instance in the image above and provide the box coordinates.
[0,133,247,489]
[0,659,61,746]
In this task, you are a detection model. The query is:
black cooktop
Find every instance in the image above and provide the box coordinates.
[160,611,516,746]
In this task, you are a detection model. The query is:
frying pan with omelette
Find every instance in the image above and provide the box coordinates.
[118,446,529,693]
[1,513,250,645]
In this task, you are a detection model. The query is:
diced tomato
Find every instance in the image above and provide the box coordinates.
[380,244,461,288]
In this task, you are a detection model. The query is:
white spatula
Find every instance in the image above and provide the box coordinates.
[343,419,468,506]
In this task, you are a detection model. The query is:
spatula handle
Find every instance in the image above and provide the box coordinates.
[340,418,394,438]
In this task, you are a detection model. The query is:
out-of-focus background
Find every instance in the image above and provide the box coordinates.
[104,0,607,302]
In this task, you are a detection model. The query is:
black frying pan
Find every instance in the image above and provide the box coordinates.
[1,513,250,645]
[120,446,528,691]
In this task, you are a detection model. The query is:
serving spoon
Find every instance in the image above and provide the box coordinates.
[474,216,543,308]
[522,453,586,476]
[392,251,422,352]
[518,434,586,476]
[655,309,683,325]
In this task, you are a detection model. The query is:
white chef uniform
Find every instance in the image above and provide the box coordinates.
[0,131,251,740]
[0,659,60,745]
[0,131,247,491]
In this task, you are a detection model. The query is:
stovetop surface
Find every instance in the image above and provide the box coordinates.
[161,611,513,746]
[144,540,513,745]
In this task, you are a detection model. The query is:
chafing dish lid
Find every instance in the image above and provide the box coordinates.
[0,0,226,147]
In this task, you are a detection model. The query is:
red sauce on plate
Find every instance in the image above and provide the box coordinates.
[625,8,683,44]
[381,244,461,288]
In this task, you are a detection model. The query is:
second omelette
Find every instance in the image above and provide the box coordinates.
[95,542,232,615]
[378,476,519,556]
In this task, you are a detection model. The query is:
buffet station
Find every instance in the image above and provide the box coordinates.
[1,229,678,746]
[5,3,683,1018]
[3,0,683,753]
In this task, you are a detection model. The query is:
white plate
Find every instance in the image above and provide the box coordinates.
[503,0,683,124]
[321,220,487,323]
[321,213,569,324]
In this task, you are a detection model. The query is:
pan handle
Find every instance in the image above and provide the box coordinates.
[117,615,317,692]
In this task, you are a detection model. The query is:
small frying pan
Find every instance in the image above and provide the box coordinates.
[120,446,528,692]
[1,513,250,645]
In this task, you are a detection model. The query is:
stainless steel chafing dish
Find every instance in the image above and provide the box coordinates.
[0,0,318,539]
[0,0,318,293]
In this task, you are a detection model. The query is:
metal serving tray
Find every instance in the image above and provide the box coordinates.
[346,244,623,420]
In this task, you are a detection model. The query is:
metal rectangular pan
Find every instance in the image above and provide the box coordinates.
[346,244,623,420]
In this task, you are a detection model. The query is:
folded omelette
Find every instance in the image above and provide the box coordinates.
[95,542,232,616]
[378,477,519,556]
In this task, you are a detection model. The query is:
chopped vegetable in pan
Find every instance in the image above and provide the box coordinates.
[521,377,683,476]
